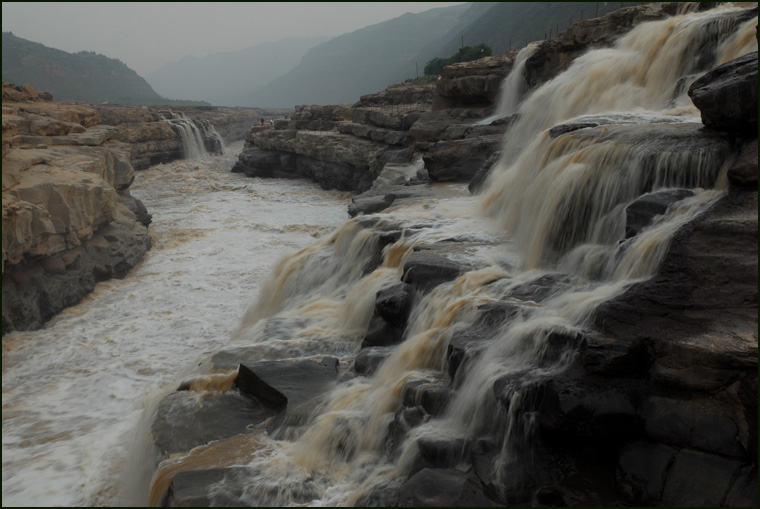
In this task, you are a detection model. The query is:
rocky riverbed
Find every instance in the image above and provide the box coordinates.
[150,3,757,507]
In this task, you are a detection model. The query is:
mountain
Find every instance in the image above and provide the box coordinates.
[247,3,478,108]
[147,37,329,107]
[433,2,644,56]
[247,2,644,108]
[1,32,207,105]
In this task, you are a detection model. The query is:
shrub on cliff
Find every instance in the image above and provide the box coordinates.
[423,43,492,75]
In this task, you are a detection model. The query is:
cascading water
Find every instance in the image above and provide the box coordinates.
[477,42,539,126]
[163,111,225,159]
[143,4,756,507]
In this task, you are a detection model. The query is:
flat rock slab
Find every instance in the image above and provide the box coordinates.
[235,358,340,438]
[168,467,247,507]
[152,390,274,457]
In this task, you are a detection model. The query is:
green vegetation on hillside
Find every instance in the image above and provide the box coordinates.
[1,32,209,106]
[423,43,492,75]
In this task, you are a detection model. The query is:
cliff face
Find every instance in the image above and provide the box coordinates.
[2,84,151,333]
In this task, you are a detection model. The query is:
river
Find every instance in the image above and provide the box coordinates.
[1,142,352,506]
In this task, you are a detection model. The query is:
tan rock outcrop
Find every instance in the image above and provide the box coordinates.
[2,83,150,333]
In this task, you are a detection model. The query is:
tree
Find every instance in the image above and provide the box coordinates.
[423,43,492,76]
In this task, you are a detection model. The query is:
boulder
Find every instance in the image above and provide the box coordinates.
[423,135,503,182]
[624,189,695,238]
[397,468,497,507]
[688,51,758,136]
[402,251,463,293]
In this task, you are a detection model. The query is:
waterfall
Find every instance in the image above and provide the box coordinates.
[147,5,756,506]
[163,111,226,159]
[477,42,540,126]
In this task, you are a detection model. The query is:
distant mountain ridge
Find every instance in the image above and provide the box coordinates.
[147,37,330,107]
[247,3,478,107]
[1,32,207,105]
[245,2,638,108]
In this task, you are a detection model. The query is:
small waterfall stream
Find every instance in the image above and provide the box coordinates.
[143,4,756,507]
[163,111,225,159]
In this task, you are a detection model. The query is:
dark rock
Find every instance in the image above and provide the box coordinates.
[660,448,745,507]
[167,468,245,507]
[725,465,759,508]
[624,189,694,238]
[151,390,275,456]
[374,283,414,327]
[423,135,503,182]
[240,358,339,438]
[594,189,758,392]
[354,346,394,376]
[688,51,758,136]
[727,138,758,187]
[348,194,395,217]
[415,437,470,470]
[548,122,600,138]
[616,441,677,504]
[467,150,501,194]
[402,251,463,293]
[397,468,496,507]
[354,478,405,507]
[361,313,405,349]
[507,273,576,303]
[642,393,746,457]
[236,363,288,409]
[447,301,523,381]
[419,387,454,417]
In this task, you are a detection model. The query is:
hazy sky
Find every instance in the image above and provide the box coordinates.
[2,2,465,76]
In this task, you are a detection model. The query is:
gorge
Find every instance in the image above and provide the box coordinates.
[1,2,758,508]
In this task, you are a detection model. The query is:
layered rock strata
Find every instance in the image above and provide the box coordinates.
[2,85,151,333]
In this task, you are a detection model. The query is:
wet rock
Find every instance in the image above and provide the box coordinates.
[419,386,454,417]
[615,441,677,504]
[727,138,758,188]
[660,448,745,507]
[152,390,275,456]
[423,135,503,182]
[507,273,576,303]
[415,437,471,471]
[402,251,463,293]
[447,302,523,381]
[167,468,246,507]
[642,393,746,457]
[725,464,759,507]
[354,478,405,507]
[689,51,758,136]
[235,358,339,438]
[361,313,405,349]
[625,189,695,238]
[397,468,497,507]
[348,194,395,217]
[375,283,414,327]
[236,364,288,409]
[467,150,501,194]
[354,346,394,376]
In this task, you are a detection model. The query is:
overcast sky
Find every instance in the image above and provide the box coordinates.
[2,2,465,76]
